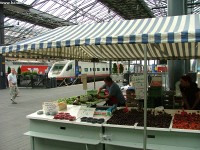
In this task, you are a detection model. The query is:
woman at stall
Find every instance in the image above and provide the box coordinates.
[179,75,200,110]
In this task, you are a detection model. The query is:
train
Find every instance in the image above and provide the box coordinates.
[48,60,111,82]
[5,61,51,74]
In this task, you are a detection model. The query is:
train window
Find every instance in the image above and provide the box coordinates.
[106,68,108,71]
[84,68,88,72]
[97,68,100,71]
[90,68,92,71]
[102,68,105,71]
[66,64,72,71]
[52,64,65,71]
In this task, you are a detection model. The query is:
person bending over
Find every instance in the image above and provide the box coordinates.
[179,75,200,110]
[97,76,125,107]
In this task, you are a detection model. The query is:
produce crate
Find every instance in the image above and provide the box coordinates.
[173,96,183,109]
[126,102,137,107]
[94,105,117,116]
[147,96,162,108]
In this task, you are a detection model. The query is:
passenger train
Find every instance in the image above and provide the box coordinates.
[5,61,51,74]
[48,60,111,82]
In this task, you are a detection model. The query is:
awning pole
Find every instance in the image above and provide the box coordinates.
[93,61,96,90]
[143,44,147,150]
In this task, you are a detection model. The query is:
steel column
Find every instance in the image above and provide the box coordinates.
[0,4,6,89]
[143,44,148,150]
[185,59,190,73]
[128,60,130,84]
[93,61,96,90]
[167,0,187,90]
[109,60,112,75]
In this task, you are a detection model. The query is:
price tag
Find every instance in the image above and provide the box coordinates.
[131,75,146,99]
[77,106,95,118]
[43,102,58,113]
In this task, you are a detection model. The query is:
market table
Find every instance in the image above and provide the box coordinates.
[25,105,104,150]
[102,124,200,150]
[25,106,200,150]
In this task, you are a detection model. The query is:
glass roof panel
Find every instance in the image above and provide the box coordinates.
[4,0,199,45]
[4,17,49,45]
[144,0,200,17]
[17,0,123,25]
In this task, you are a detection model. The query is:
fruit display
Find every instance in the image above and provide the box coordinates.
[53,112,76,121]
[57,102,67,111]
[107,109,140,126]
[137,110,172,128]
[172,111,200,130]
[81,117,105,124]
[37,110,58,116]
[107,109,172,128]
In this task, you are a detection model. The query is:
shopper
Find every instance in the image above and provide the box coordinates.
[97,76,126,107]
[179,75,200,110]
[14,70,19,97]
[7,68,18,104]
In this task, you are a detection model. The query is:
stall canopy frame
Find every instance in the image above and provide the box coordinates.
[1,14,200,150]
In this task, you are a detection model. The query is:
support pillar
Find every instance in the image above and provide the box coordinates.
[75,60,78,77]
[143,45,148,150]
[0,4,6,89]
[128,60,130,84]
[109,60,112,75]
[185,59,190,73]
[167,0,188,90]
[93,61,96,90]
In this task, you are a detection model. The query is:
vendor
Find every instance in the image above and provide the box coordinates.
[179,75,200,110]
[97,76,126,107]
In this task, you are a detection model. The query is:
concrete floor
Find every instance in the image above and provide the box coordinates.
[0,82,103,150]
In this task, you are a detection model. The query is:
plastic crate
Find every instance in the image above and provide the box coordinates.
[147,96,162,108]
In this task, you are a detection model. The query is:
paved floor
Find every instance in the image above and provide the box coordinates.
[0,82,103,150]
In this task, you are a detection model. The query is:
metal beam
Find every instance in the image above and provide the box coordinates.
[32,0,49,7]
[69,2,100,22]
[4,4,75,29]
[99,0,154,19]
[151,2,200,9]
[0,4,6,89]
[51,0,101,22]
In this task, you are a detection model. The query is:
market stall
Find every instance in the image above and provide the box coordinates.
[1,14,200,150]
[26,105,200,150]
[25,105,104,150]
